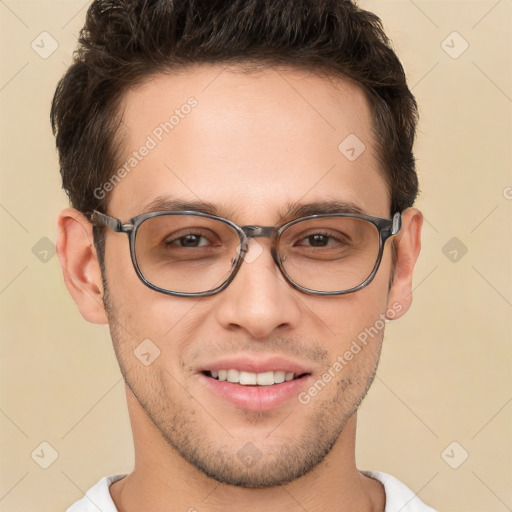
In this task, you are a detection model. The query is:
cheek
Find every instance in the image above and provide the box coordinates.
[102,236,205,368]
[306,278,390,340]
[103,233,139,293]
[300,263,391,381]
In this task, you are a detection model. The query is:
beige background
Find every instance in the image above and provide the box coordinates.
[1,1,511,511]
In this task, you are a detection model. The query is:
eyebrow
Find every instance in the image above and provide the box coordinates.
[141,195,366,224]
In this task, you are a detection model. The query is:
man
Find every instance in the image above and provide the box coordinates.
[53,0,434,510]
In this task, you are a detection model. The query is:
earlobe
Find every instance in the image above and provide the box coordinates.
[56,208,109,324]
[386,207,423,320]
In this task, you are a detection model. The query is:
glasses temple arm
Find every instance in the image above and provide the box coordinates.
[90,210,124,232]
[391,212,402,235]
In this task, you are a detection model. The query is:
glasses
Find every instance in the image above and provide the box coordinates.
[91,210,401,297]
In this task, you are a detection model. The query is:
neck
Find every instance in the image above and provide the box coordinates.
[110,387,385,512]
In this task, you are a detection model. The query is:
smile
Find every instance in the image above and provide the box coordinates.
[200,371,312,412]
[205,369,306,386]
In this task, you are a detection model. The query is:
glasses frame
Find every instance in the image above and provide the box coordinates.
[91,209,402,298]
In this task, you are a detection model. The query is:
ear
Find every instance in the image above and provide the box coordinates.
[56,208,108,324]
[386,207,423,320]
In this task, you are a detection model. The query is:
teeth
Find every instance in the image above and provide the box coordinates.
[227,369,240,383]
[239,371,257,385]
[209,369,299,385]
[273,371,286,383]
[256,371,274,386]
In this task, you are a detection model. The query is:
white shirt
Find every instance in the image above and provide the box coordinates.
[66,471,437,511]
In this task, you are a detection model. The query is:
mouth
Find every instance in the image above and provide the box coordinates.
[203,369,309,386]
[199,362,312,411]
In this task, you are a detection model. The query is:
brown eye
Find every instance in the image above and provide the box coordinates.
[167,233,210,248]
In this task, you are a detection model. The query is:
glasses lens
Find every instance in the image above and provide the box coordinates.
[134,214,241,294]
[278,217,380,293]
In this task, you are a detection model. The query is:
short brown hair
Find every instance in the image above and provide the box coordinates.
[51,0,418,221]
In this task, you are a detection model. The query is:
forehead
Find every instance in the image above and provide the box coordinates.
[109,64,390,221]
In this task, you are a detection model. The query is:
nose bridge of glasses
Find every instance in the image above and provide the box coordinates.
[238,225,280,264]
[240,225,278,240]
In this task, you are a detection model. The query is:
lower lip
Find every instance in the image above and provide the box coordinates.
[199,373,312,412]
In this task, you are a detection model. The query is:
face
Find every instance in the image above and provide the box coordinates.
[81,65,415,486]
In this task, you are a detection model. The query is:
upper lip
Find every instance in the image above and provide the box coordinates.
[199,355,312,375]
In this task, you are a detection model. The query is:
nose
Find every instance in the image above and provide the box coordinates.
[214,238,302,339]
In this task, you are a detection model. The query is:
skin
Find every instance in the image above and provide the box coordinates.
[57,64,422,512]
